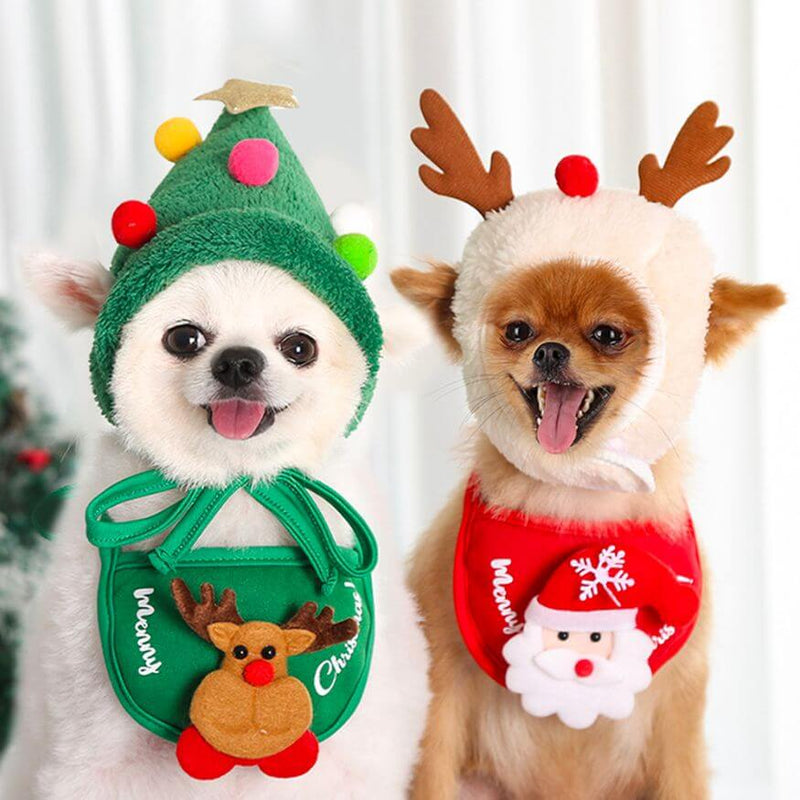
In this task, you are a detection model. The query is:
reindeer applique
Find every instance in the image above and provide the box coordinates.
[170,578,357,780]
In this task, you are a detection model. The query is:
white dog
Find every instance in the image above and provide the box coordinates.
[0,255,428,799]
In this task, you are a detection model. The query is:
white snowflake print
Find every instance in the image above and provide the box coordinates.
[570,546,635,607]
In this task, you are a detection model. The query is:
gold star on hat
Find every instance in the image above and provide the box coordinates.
[195,79,299,114]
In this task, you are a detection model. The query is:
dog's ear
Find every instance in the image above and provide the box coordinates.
[390,261,460,359]
[706,276,785,363]
[25,252,112,329]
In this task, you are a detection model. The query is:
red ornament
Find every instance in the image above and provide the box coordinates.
[16,448,52,472]
[555,155,599,197]
[112,200,158,248]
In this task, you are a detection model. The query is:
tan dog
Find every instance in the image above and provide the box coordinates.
[393,91,784,799]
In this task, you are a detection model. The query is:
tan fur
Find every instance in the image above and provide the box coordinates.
[391,261,460,358]
[399,93,784,798]
[482,261,653,450]
[705,277,785,364]
[409,439,709,800]
[397,259,783,799]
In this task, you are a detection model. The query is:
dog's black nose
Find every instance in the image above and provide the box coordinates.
[533,342,570,373]
[211,346,265,389]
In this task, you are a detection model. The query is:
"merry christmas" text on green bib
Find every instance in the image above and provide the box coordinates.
[85,468,377,744]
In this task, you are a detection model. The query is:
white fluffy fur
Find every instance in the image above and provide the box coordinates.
[452,189,714,492]
[24,252,112,329]
[112,261,366,486]
[1,259,429,799]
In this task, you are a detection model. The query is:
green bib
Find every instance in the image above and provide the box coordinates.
[85,468,377,745]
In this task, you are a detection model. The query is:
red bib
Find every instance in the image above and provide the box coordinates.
[453,477,702,686]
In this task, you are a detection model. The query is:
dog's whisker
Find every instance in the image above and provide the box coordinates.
[615,393,682,462]
[427,372,504,400]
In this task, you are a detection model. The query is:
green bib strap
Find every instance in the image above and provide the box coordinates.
[148,477,249,574]
[85,468,378,593]
[284,469,377,580]
[86,470,200,548]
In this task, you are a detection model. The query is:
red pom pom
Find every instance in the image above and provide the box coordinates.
[176,726,235,780]
[111,200,158,248]
[16,448,52,472]
[258,730,319,778]
[574,658,594,678]
[555,155,599,197]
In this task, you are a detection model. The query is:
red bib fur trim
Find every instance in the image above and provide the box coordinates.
[453,476,702,687]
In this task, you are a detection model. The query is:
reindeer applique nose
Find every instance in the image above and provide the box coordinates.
[243,659,275,687]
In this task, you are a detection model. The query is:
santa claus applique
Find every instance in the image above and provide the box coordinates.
[502,544,700,729]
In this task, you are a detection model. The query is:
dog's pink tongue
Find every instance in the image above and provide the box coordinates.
[537,383,587,454]
[209,399,266,440]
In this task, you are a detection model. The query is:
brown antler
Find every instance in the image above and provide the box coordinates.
[638,101,733,207]
[283,602,357,653]
[411,89,514,217]
[171,579,244,642]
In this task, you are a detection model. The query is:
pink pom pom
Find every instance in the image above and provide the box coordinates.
[228,139,280,186]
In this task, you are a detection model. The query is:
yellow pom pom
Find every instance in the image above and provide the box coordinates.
[154,117,202,162]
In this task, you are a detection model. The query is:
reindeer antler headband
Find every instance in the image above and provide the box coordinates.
[412,90,733,209]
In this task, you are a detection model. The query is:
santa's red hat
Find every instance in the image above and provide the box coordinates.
[526,543,700,633]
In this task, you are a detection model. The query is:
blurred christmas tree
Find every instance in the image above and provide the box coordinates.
[0,298,75,750]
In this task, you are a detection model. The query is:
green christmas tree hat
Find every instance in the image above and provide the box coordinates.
[91,79,382,433]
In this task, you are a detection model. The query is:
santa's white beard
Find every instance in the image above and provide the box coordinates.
[503,625,655,729]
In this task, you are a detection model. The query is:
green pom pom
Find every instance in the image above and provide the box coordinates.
[333,233,378,280]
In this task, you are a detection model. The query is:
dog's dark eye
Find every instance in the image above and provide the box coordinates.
[590,632,602,643]
[261,645,276,660]
[557,631,570,641]
[504,321,534,344]
[278,332,318,367]
[163,324,208,357]
[591,325,625,348]
[233,645,248,660]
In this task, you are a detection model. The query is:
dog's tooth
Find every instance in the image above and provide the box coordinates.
[537,385,546,409]
[536,416,542,426]
[577,410,584,419]
[582,389,594,413]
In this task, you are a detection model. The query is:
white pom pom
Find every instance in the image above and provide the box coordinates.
[330,203,377,238]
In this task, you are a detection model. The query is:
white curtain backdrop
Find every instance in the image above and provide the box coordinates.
[1,2,797,797]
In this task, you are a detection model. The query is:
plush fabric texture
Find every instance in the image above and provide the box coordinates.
[169,576,359,773]
[333,233,378,280]
[638,101,732,207]
[411,89,514,217]
[189,656,314,761]
[452,188,712,490]
[111,201,158,248]
[91,103,382,431]
[453,476,702,686]
[228,138,280,186]
[554,155,599,197]
[176,724,319,780]
[531,542,700,630]
[154,117,202,162]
